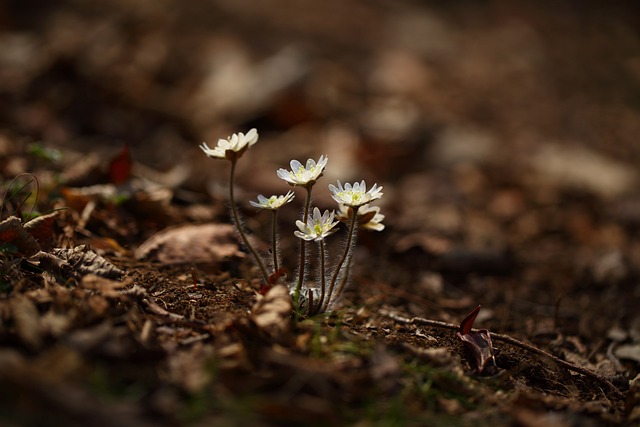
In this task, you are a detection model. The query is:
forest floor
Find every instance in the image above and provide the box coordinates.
[1,1,640,426]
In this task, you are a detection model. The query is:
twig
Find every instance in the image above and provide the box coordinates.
[381,309,624,400]
[142,298,185,321]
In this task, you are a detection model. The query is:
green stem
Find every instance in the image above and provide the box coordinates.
[229,159,269,284]
[294,186,313,306]
[325,206,359,311]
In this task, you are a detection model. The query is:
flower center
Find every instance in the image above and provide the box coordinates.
[295,166,312,179]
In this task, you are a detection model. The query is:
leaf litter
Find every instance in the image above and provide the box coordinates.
[1,1,640,426]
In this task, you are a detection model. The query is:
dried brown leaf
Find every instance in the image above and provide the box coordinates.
[23,211,59,251]
[0,216,41,257]
[60,184,117,211]
[52,246,124,279]
[613,343,640,363]
[32,251,77,279]
[251,284,292,339]
[135,223,244,265]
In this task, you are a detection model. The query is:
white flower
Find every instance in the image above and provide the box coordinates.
[294,207,339,241]
[329,180,383,208]
[199,128,258,161]
[249,191,295,210]
[337,204,385,231]
[276,155,328,187]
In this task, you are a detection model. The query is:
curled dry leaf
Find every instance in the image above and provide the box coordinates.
[32,251,78,280]
[135,223,244,265]
[52,246,124,279]
[251,284,292,339]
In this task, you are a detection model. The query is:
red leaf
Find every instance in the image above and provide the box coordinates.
[109,144,132,184]
[0,216,41,257]
[456,329,497,374]
[459,304,481,335]
[456,305,498,374]
[268,267,288,285]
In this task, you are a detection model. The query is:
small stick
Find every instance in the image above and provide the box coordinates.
[381,310,624,400]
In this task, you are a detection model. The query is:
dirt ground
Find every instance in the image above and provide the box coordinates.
[1,1,640,426]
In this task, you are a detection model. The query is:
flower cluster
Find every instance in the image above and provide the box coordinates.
[200,129,385,315]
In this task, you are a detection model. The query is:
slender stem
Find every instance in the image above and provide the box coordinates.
[325,206,359,311]
[334,247,354,303]
[271,210,279,274]
[294,186,313,304]
[316,239,327,314]
[307,288,314,317]
[228,159,269,283]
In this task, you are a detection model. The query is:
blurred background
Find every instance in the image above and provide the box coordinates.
[2,0,639,185]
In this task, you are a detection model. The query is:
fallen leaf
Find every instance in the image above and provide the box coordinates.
[0,216,41,257]
[251,284,292,339]
[109,144,132,185]
[23,211,59,251]
[60,184,118,211]
[135,223,244,265]
[613,343,640,363]
[52,246,124,279]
